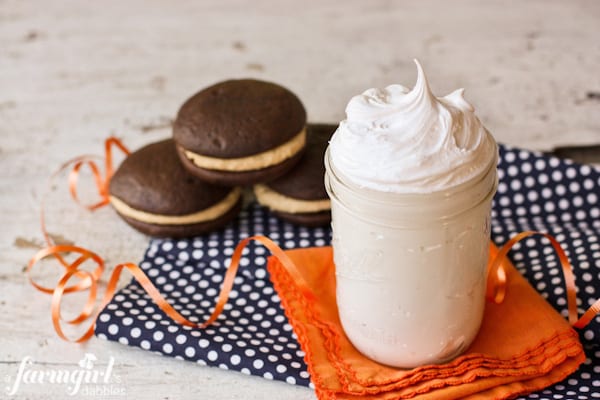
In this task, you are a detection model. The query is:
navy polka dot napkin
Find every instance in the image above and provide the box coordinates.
[96,144,600,399]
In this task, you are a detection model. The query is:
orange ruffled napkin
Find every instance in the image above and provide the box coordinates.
[267,244,585,400]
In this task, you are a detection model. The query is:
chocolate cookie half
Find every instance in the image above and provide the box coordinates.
[173,79,307,186]
[109,139,242,238]
[253,123,334,227]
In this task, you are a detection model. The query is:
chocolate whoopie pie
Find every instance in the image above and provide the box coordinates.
[109,139,242,238]
[253,123,334,227]
[173,79,307,186]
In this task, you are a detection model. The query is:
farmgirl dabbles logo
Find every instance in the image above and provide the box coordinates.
[5,353,126,396]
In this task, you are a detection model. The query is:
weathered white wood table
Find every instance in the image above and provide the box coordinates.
[1,1,599,398]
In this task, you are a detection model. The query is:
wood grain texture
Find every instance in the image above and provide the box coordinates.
[1,0,598,399]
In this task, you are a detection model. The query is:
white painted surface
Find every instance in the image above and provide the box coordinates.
[1,0,599,398]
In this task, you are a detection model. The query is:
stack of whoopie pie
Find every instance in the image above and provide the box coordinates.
[108,79,333,238]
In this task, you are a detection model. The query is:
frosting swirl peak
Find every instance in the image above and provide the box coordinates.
[329,60,496,193]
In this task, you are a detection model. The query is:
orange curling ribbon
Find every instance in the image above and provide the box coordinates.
[28,235,314,342]
[487,230,599,328]
[27,137,129,340]
[39,137,130,272]
[30,228,599,344]
[68,137,130,211]
[27,245,104,342]
[574,299,600,329]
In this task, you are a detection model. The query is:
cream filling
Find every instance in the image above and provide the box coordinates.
[183,128,306,172]
[254,184,331,214]
[109,188,242,225]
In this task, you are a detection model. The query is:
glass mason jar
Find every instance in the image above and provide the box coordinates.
[324,146,498,368]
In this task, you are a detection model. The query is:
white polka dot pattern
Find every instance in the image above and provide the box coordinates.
[492,146,600,399]
[96,144,600,398]
[96,206,329,387]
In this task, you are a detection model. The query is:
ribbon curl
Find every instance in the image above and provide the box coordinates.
[68,137,130,211]
[27,137,599,343]
[487,231,600,329]
[27,137,130,340]
[28,235,314,342]
[39,137,130,271]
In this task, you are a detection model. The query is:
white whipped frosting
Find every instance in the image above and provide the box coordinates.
[329,60,497,193]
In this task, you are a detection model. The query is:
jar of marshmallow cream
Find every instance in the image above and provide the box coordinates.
[324,60,498,368]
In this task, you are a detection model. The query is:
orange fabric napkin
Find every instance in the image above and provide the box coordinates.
[267,244,585,400]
